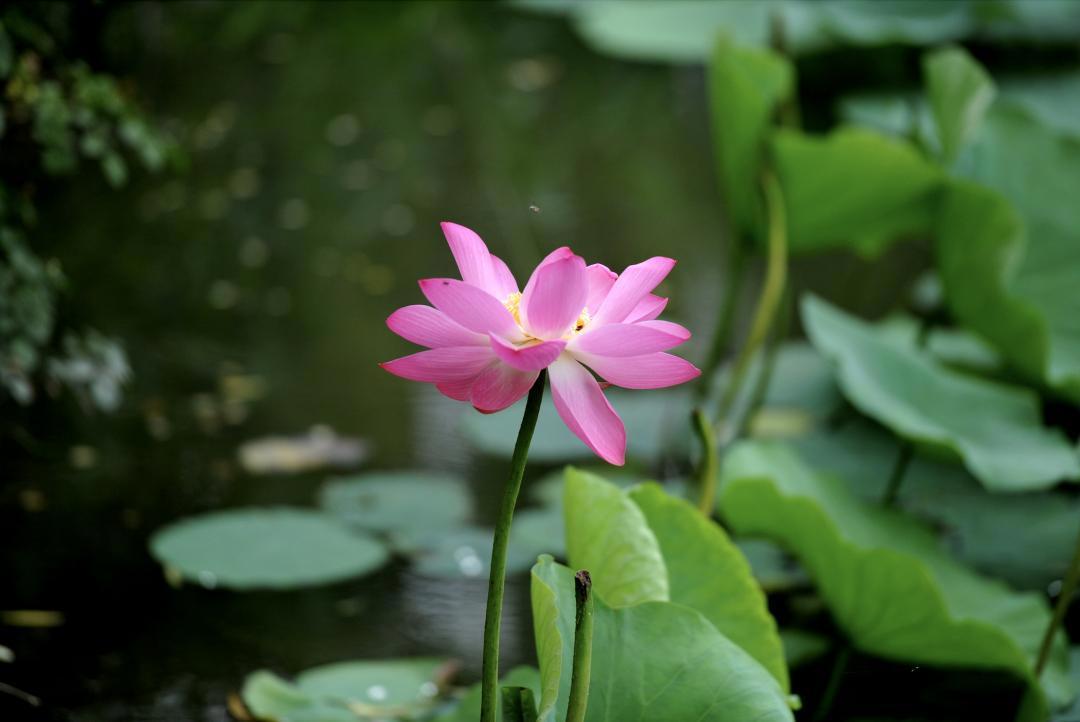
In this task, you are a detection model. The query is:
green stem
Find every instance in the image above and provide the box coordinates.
[813,645,850,722]
[1035,526,1080,676]
[566,570,595,722]
[739,286,792,440]
[480,371,546,722]
[696,234,747,400]
[693,409,719,516]
[500,686,538,722]
[880,443,914,508]
[715,172,788,430]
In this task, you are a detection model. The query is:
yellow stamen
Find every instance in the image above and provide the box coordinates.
[503,292,523,325]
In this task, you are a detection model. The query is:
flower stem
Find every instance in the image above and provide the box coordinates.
[566,570,595,722]
[693,409,719,516]
[813,645,850,722]
[715,172,788,432]
[1035,525,1080,676]
[696,234,747,400]
[480,371,546,722]
[880,442,913,508]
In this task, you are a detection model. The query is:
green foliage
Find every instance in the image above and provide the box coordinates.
[719,441,1071,721]
[148,507,388,590]
[242,658,451,721]
[562,467,668,607]
[772,127,942,256]
[923,45,996,163]
[0,9,178,409]
[628,483,788,690]
[939,108,1080,401]
[802,294,1079,491]
[562,469,788,690]
[530,556,794,722]
[708,38,793,242]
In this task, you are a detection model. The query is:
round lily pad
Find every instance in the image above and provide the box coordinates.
[318,471,472,534]
[149,507,388,590]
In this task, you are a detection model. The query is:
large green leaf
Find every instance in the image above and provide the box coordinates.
[518,1,1080,64]
[318,471,472,534]
[793,421,1080,590]
[628,483,788,690]
[149,508,388,590]
[802,294,1079,491]
[242,658,451,721]
[923,45,995,163]
[939,106,1080,401]
[1000,72,1080,139]
[708,37,793,241]
[718,441,1071,721]
[772,127,943,256]
[461,390,689,463]
[562,467,668,607]
[530,556,794,722]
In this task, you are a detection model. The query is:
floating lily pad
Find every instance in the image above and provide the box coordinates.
[318,471,473,535]
[149,508,388,590]
[461,389,690,463]
[242,658,452,721]
[718,441,1071,721]
[530,556,795,722]
[407,513,564,580]
[802,294,1079,491]
[431,666,541,722]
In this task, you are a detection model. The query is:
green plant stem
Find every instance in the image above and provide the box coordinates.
[500,686,538,722]
[697,234,747,400]
[1035,526,1080,676]
[693,409,720,516]
[480,371,546,722]
[715,172,788,432]
[813,645,850,722]
[566,570,595,722]
[740,286,792,440]
[880,442,914,508]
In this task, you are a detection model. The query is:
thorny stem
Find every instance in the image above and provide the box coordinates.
[715,172,788,433]
[1035,526,1080,676]
[693,409,720,516]
[566,571,595,722]
[480,371,546,722]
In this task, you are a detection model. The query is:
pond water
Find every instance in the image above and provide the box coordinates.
[1,3,923,720]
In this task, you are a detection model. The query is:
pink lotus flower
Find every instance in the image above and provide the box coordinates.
[380,223,700,465]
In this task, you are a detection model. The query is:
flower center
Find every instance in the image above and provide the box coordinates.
[503,292,590,338]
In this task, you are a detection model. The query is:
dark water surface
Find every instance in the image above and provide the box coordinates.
[1,3,923,720]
